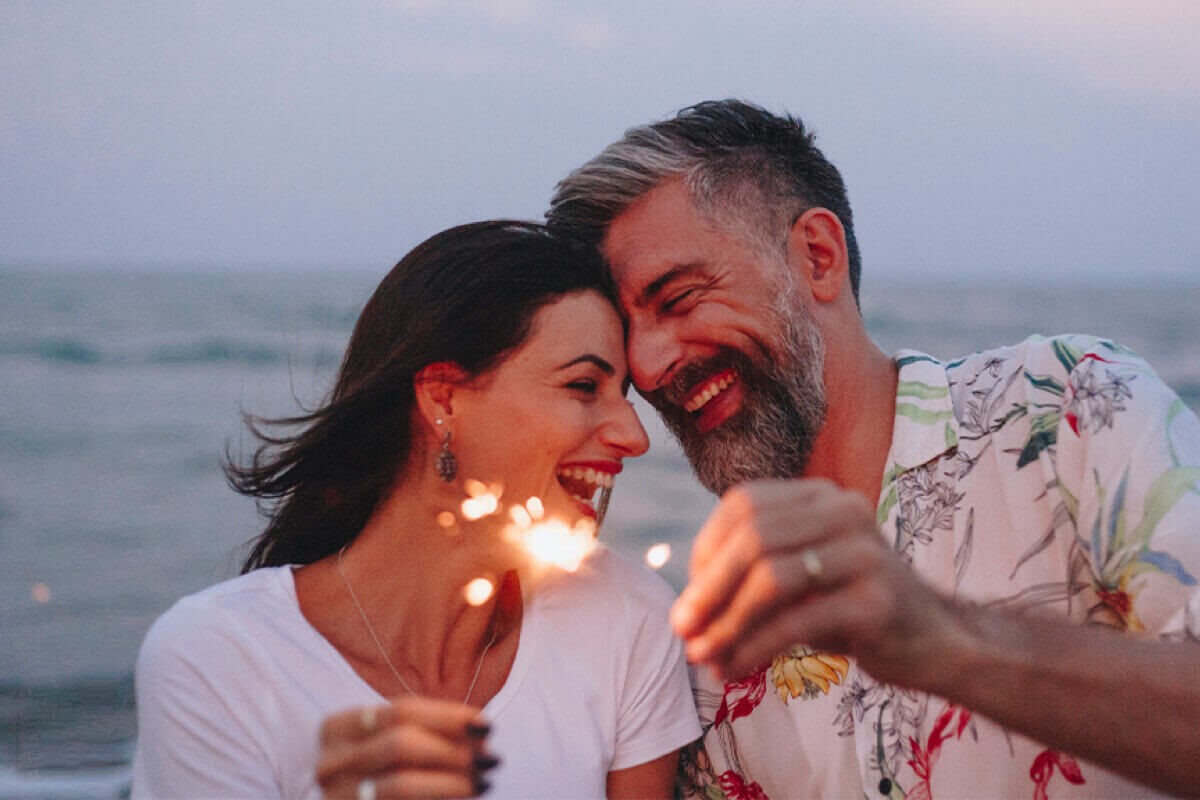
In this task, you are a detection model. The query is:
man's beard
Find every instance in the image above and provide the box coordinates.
[646,301,827,495]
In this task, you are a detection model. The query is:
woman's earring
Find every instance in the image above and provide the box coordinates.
[435,419,457,483]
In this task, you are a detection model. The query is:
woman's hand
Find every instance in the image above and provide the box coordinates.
[318,697,499,799]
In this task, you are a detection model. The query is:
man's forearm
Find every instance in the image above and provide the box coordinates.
[920,602,1199,796]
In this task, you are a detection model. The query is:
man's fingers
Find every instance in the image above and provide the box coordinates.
[713,581,885,679]
[687,486,756,577]
[676,483,833,637]
[672,518,761,638]
[682,541,853,663]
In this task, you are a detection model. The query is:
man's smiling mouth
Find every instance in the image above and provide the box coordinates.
[683,368,738,413]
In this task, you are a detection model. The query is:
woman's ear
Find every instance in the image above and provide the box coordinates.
[414,362,468,431]
[786,207,850,304]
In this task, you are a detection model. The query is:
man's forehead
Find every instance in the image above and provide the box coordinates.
[600,180,707,304]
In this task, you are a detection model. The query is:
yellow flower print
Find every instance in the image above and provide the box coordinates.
[771,647,850,703]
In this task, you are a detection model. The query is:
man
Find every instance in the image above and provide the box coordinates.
[547,100,1200,798]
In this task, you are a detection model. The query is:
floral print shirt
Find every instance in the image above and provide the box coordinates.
[683,335,1200,800]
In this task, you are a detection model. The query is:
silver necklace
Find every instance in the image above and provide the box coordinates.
[336,545,499,709]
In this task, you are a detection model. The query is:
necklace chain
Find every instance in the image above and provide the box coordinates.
[336,545,499,709]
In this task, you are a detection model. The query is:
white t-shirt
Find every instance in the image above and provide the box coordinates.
[132,546,700,799]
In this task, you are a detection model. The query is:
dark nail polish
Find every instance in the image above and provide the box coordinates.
[474,777,492,795]
[466,721,491,738]
[473,754,500,771]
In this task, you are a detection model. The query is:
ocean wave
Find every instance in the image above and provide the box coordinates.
[0,338,105,365]
[0,336,335,368]
[0,674,134,774]
[146,338,288,365]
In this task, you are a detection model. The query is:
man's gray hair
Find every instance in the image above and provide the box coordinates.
[547,99,862,303]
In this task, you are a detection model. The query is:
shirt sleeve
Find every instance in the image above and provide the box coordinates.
[610,561,702,771]
[131,600,283,799]
[1051,336,1200,638]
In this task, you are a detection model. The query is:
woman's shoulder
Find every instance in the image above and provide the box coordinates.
[137,566,298,670]
[547,545,679,618]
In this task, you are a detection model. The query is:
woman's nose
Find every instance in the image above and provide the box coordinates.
[604,396,650,458]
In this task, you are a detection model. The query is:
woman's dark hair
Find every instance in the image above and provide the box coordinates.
[228,220,613,572]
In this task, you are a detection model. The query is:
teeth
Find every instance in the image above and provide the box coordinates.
[685,372,737,413]
[556,466,616,493]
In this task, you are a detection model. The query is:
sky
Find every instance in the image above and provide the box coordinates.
[2,0,1198,281]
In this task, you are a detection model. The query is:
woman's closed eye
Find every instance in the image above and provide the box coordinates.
[566,378,599,395]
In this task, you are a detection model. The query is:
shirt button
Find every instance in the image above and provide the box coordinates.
[878,778,893,795]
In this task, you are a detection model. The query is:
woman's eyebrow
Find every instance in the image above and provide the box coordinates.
[557,354,615,374]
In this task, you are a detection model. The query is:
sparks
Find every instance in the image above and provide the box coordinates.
[461,492,500,521]
[501,496,596,573]
[644,543,671,570]
[463,577,495,606]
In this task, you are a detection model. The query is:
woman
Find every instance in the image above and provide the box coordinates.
[131,221,700,799]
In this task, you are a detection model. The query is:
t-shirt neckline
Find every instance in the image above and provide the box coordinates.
[275,565,538,720]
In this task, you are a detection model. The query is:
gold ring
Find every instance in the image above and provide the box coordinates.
[801,549,824,583]
[360,705,377,733]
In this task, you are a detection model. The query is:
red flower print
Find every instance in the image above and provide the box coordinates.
[1030,749,1085,800]
[906,704,972,800]
[1065,410,1080,436]
[713,667,767,726]
[718,770,768,800]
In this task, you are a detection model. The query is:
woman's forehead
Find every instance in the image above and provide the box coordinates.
[520,292,626,363]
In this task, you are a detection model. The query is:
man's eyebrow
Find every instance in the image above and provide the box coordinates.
[636,263,704,307]
[557,354,615,374]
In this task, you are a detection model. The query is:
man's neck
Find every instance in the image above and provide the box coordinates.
[803,333,898,506]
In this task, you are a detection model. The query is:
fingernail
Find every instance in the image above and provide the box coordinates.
[466,721,491,738]
[474,777,492,795]
[473,754,501,771]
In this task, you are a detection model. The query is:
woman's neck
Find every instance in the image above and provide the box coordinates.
[299,477,523,700]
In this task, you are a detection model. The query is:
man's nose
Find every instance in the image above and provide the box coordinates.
[627,320,683,394]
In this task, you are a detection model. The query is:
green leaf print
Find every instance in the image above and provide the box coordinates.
[1052,338,1086,374]
[895,403,954,425]
[1024,370,1066,397]
[1127,465,1200,552]
[896,380,950,400]
[1016,411,1061,468]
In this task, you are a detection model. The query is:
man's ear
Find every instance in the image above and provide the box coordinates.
[414,362,469,430]
[786,207,850,304]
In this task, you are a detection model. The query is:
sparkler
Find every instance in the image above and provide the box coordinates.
[463,577,496,606]
[644,543,671,570]
[452,481,602,608]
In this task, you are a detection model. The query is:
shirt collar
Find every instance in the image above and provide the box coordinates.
[884,350,960,480]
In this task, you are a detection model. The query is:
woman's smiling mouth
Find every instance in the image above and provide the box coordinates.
[555,461,620,518]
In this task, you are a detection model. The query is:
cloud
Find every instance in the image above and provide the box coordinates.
[890,0,1200,107]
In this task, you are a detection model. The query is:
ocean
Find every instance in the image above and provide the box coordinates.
[2,270,1199,798]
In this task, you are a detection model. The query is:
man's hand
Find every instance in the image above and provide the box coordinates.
[670,478,961,685]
